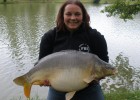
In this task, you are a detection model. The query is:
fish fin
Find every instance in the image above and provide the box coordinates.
[13,75,32,98]
[33,80,51,86]
[24,83,32,98]
[32,80,44,85]
[13,75,27,86]
[83,75,95,83]
[66,91,76,100]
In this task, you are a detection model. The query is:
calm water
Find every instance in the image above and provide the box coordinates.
[0,3,140,100]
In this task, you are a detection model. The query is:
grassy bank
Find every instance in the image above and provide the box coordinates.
[0,0,92,4]
[0,0,125,4]
[105,90,140,100]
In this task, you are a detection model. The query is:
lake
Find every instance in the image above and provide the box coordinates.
[0,3,140,100]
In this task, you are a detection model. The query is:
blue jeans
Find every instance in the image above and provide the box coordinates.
[47,83,104,100]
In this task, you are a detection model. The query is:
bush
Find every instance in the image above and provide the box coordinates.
[101,53,140,92]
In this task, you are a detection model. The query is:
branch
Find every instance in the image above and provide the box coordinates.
[101,1,140,21]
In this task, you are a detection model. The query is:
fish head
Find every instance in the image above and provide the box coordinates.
[93,56,118,79]
[102,63,118,76]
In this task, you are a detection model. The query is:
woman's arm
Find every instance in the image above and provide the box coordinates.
[39,29,56,60]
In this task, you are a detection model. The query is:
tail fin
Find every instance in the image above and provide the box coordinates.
[13,75,27,86]
[24,83,32,98]
[13,75,32,98]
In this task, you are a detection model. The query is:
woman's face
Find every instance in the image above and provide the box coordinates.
[64,4,83,31]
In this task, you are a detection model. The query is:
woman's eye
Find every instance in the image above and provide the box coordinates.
[65,13,71,16]
[75,13,81,16]
[65,13,81,16]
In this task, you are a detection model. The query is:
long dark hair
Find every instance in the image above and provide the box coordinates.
[56,0,90,32]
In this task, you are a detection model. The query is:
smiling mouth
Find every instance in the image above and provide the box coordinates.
[69,20,79,23]
[69,22,79,25]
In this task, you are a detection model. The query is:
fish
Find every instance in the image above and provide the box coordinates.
[13,50,117,100]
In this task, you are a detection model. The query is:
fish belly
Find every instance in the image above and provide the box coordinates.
[49,68,89,92]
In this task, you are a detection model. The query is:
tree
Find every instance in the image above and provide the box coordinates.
[4,0,7,3]
[101,53,140,92]
[101,0,140,21]
[94,0,100,3]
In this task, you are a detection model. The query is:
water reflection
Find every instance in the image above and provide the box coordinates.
[0,3,140,100]
[0,3,58,100]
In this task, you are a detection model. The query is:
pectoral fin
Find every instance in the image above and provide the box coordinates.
[66,91,76,100]
[33,80,50,86]
[24,83,32,98]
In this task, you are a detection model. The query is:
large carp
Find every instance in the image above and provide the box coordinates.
[13,50,117,100]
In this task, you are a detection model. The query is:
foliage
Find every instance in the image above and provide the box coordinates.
[101,53,140,92]
[94,0,100,3]
[101,1,140,21]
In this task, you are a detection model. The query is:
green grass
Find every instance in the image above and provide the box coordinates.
[99,0,140,4]
[100,0,117,4]
[1,0,139,4]
[104,90,140,100]
[10,95,45,100]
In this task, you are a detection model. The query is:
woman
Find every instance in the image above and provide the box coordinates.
[38,0,109,100]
